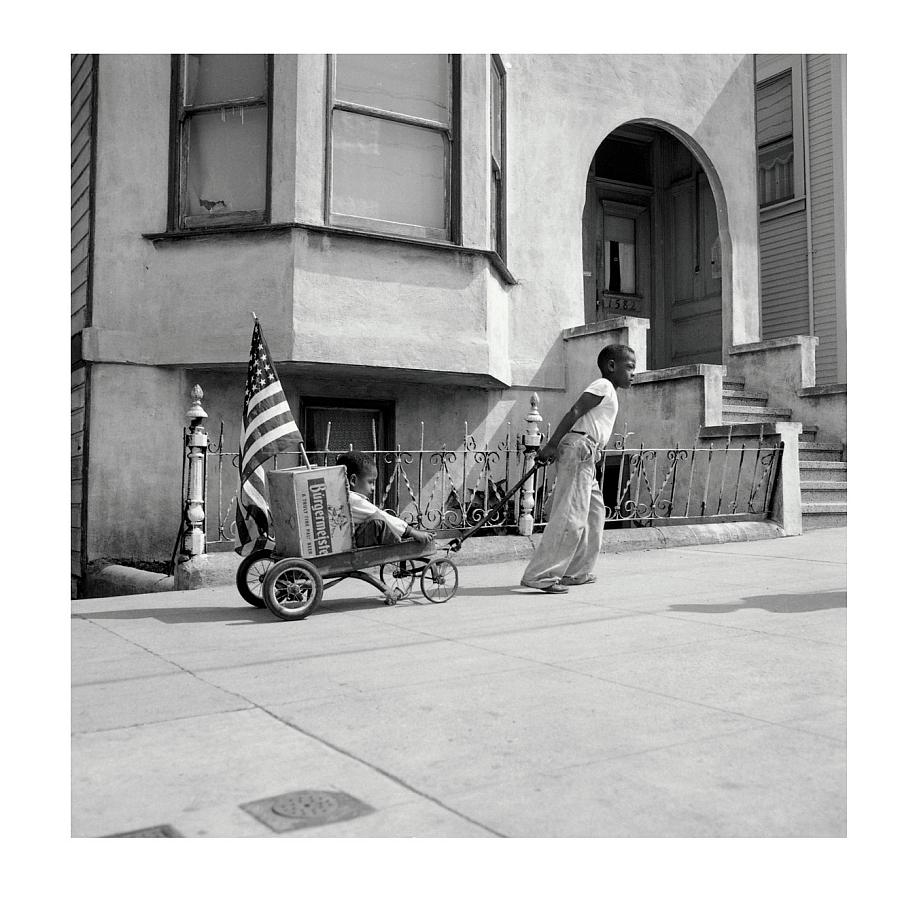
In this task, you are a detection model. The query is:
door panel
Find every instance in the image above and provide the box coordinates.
[582,182,599,321]
[663,173,722,366]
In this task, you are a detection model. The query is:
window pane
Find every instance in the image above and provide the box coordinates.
[185,107,267,217]
[308,408,377,453]
[335,55,450,124]
[185,54,266,106]
[605,241,636,294]
[331,110,447,232]
[605,214,634,245]
[491,174,499,251]
[491,65,502,156]
[756,71,792,146]
[758,137,794,206]
[604,217,636,293]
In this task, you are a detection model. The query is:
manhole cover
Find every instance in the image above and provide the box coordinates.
[107,824,181,837]
[241,790,375,833]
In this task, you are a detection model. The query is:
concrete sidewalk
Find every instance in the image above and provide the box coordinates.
[71,528,846,838]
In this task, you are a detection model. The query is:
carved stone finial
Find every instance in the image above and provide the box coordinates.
[187,385,208,422]
[523,392,543,444]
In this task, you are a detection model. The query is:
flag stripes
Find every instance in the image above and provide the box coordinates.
[234,319,303,557]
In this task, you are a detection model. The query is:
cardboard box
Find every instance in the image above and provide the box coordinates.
[267,466,353,558]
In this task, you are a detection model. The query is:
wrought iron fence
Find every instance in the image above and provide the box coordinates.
[192,418,782,553]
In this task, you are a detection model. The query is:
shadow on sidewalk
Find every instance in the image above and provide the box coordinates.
[74,595,403,625]
[74,607,281,626]
[669,589,846,615]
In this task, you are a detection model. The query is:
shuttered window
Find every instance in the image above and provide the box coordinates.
[756,71,794,207]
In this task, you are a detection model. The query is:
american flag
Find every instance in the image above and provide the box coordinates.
[234,319,303,556]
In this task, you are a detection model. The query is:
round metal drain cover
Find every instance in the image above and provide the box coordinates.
[241,788,375,832]
[271,791,342,820]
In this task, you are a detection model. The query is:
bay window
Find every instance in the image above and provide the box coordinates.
[327,54,460,242]
[169,54,272,230]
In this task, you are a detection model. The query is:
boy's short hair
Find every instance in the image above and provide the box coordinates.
[336,451,375,480]
[597,343,635,372]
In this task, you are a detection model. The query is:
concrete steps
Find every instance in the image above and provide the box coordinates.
[800,460,847,482]
[722,372,845,531]
[722,387,769,407]
[799,457,847,529]
[722,405,794,423]
[800,503,848,529]
[798,443,844,462]
[800,481,848,503]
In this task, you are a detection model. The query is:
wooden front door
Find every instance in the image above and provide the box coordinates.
[661,170,722,366]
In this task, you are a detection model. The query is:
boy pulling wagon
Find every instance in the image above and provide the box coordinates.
[520,344,636,594]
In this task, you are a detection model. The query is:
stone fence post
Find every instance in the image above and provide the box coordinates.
[183,385,208,557]
[770,421,803,536]
[518,392,543,536]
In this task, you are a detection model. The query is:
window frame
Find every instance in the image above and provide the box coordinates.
[598,198,648,316]
[325,54,461,244]
[755,54,806,218]
[490,54,507,260]
[167,54,274,231]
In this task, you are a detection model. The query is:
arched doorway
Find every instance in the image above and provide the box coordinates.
[582,123,723,368]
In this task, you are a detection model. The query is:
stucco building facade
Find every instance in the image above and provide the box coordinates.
[71,54,846,597]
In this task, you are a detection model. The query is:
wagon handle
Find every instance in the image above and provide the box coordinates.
[447,460,547,553]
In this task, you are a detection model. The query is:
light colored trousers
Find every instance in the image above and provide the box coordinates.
[521,432,606,588]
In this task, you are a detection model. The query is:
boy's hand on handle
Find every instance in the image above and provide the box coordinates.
[408,527,434,544]
[536,444,558,464]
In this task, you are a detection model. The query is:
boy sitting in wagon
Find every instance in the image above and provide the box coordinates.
[336,452,434,548]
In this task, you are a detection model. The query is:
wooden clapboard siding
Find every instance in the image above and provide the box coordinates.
[759,206,809,339]
[756,53,845,386]
[71,54,96,598]
[71,366,88,596]
[807,54,839,385]
[71,53,94,339]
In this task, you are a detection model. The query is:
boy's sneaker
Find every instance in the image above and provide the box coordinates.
[560,574,597,586]
[520,579,568,594]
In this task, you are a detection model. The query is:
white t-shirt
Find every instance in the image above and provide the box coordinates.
[347,491,408,539]
[572,377,619,448]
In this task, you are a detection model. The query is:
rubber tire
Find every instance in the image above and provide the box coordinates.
[379,559,423,599]
[420,558,459,603]
[262,558,324,621]
[236,549,275,608]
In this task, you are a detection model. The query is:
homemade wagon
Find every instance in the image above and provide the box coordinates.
[236,464,459,621]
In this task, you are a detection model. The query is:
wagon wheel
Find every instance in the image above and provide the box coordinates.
[262,558,324,621]
[379,559,424,600]
[236,549,275,608]
[420,558,459,603]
